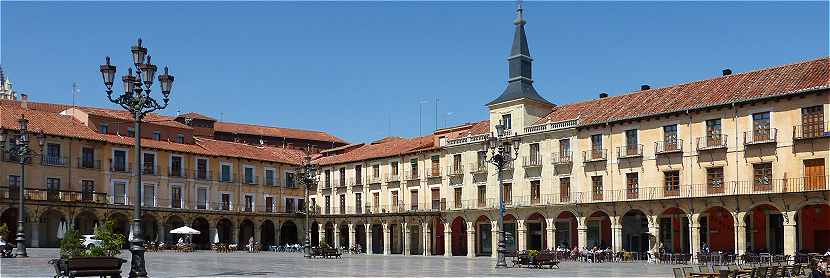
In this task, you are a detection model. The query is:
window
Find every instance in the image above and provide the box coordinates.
[355,165,362,185]
[81,147,95,168]
[502,183,513,204]
[220,164,232,182]
[196,158,208,179]
[127,127,135,137]
[454,188,462,209]
[501,114,512,131]
[355,193,362,214]
[244,166,255,184]
[8,175,20,190]
[410,158,418,178]
[339,168,346,186]
[196,187,208,209]
[113,150,127,172]
[530,180,540,204]
[286,198,296,213]
[477,185,486,207]
[477,151,487,170]
[706,167,724,193]
[142,153,156,175]
[113,181,127,205]
[801,106,825,138]
[591,176,603,200]
[339,194,346,214]
[372,165,380,178]
[285,172,295,188]
[664,171,680,195]
[81,180,95,202]
[47,177,61,201]
[325,196,331,214]
[431,155,440,176]
[373,192,380,211]
[265,196,274,212]
[625,129,638,156]
[753,163,772,191]
[410,190,419,210]
[170,156,183,177]
[152,131,161,140]
[391,161,399,176]
[626,173,639,199]
[590,134,603,159]
[431,188,440,210]
[559,177,570,202]
[559,139,570,154]
[663,125,679,151]
[452,154,462,173]
[529,143,540,164]
[171,186,182,208]
[265,168,275,186]
[176,134,185,143]
[244,195,254,212]
[99,123,109,134]
[45,143,62,165]
[325,170,331,187]
[143,184,155,207]
[752,112,771,141]
[706,119,722,146]
[221,193,232,210]
[391,191,399,209]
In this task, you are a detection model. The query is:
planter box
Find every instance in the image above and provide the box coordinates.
[50,256,126,278]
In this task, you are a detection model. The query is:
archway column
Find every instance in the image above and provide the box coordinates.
[612,224,622,252]
[517,219,527,251]
[577,217,588,249]
[546,219,556,251]
[159,221,165,243]
[29,221,41,248]
[422,224,431,256]
[383,223,391,255]
[333,223,340,249]
[443,222,451,257]
[733,211,747,256]
[689,213,701,263]
[364,223,373,254]
[348,223,356,250]
[318,223,325,247]
[209,221,217,245]
[783,210,797,256]
[491,220,499,258]
[402,222,410,256]
[466,222,474,257]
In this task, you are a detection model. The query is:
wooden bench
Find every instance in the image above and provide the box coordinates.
[533,253,560,269]
[50,256,127,278]
[323,248,342,258]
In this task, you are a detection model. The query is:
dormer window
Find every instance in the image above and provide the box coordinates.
[99,123,109,134]
[176,134,185,143]
[153,131,161,140]
[127,127,135,137]
[501,114,512,131]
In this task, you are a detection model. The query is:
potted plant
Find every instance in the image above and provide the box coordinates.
[527,249,540,264]
[51,220,127,277]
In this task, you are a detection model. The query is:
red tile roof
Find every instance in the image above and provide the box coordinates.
[441,120,490,139]
[534,57,830,126]
[214,121,347,144]
[0,99,191,129]
[314,135,437,166]
[194,137,305,165]
[178,112,216,121]
[0,105,105,141]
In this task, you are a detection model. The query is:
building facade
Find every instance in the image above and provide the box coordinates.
[306,5,830,259]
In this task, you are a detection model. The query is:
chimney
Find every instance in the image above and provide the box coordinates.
[20,93,28,109]
[599,92,608,99]
[640,85,650,91]
[722,69,732,76]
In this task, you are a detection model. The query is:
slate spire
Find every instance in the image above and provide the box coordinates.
[487,1,553,106]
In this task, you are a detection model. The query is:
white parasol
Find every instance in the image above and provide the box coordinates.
[214,231,219,244]
[169,226,201,235]
[56,221,65,240]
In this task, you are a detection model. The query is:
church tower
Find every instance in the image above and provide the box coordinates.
[487,2,554,134]
[0,66,18,100]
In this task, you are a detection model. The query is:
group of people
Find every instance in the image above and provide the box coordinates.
[0,236,14,257]
[809,251,830,278]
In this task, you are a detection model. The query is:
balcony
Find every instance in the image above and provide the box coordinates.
[468,163,487,174]
[367,175,382,185]
[142,166,161,176]
[550,152,572,165]
[384,174,400,183]
[655,140,683,154]
[348,177,363,187]
[244,175,259,185]
[583,149,607,162]
[168,167,186,178]
[697,135,728,151]
[626,187,639,199]
[446,165,464,177]
[404,170,420,181]
[522,156,543,168]
[335,179,347,189]
[41,156,68,167]
[617,144,643,158]
[192,169,212,181]
[744,128,777,145]
[76,158,102,170]
[0,186,108,204]
[426,168,441,179]
[110,162,132,173]
[793,122,829,140]
[219,174,235,183]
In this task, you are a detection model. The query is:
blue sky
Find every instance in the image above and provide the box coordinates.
[1,1,827,143]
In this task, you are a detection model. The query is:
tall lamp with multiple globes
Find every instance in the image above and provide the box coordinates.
[0,115,45,258]
[99,38,174,278]
[485,120,520,268]
[297,154,319,258]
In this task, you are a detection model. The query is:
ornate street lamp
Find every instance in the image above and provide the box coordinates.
[486,120,520,268]
[297,154,319,258]
[0,115,45,258]
[99,38,174,278]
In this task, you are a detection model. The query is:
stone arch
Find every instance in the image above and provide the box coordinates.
[238,219,255,245]
[191,217,209,249]
[260,220,276,247]
[450,216,467,256]
[216,218,234,244]
[473,215,492,256]
[797,203,830,253]
[0,208,19,244]
[39,209,66,247]
[501,214,519,252]
[554,210,578,249]
[337,220,350,249]
[323,222,335,247]
[526,212,547,250]
[699,206,734,252]
[164,215,185,243]
[310,220,320,247]
[586,211,611,250]
[354,222,366,253]
[141,214,160,242]
[658,207,690,253]
[279,220,299,245]
[73,210,98,235]
[107,212,129,244]
[621,209,649,253]
[745,204,784,254]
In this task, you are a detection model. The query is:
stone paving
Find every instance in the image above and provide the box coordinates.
[0,248,677,277]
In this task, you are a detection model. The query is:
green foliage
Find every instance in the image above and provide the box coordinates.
[528,249,540,257]
[87,219,126,257]
[59,228,84,258]
[0,223,8,241]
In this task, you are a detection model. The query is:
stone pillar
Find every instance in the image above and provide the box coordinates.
[422,224,431,256]
[689,213,701,263]
[577,216,588,250]
[517,220,527,251]
[466,222,475,257]
[318,223,325,247]
[491,220,500,258]
[546,219,556,251]
[612,224,623,252]
[158,222,166,243]
[443,222,451,257]
[29,222,40,248]
[230,223,238,244]
[733,211,747,256]
[383,223,391,255]
[365,223,373,254]
[783,211,797,256]
[254,225,261,242]
[402,222,410,255]
[209,222,218,244]
[348,223,356,250]
[333,223,340,249]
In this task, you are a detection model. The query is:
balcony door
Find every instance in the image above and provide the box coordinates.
[804,159,826,190]
[802,106,825,138]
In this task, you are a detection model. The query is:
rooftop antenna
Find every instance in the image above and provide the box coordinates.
[435,97,439,131]
[418,100,429,135]
[219,112,224,122]
[72,82,79,108]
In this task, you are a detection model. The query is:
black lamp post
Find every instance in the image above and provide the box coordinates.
[486,120,520,268]
[99,38,174,278]
[0,115,45,258]
[297,154,318,258]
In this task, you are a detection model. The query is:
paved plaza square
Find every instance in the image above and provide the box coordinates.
[0,248,678,277]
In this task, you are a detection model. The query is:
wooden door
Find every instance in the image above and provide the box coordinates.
[804,159,826,190]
